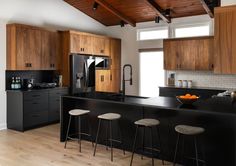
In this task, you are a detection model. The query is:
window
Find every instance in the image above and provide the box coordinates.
[174,24,210,38]
[137,27,168,41]
[139,51,165,97]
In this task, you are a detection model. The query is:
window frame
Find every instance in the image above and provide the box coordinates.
[137,26,169,41]
[172,22,211,38]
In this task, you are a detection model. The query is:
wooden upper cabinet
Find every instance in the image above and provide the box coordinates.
[164,36,213,71]
[70,32,93,54]
[93,37,110,56]
[7,24,42,70]
[7,24,59,71]
[110,38,121,70]
[214,6,236,74]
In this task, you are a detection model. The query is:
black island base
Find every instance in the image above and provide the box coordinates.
[60,92,236,166]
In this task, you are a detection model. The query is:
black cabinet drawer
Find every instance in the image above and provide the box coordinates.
[24,111,48,128]
[24,94,48,115]
[49,89,68,98]
[24,91,48,101]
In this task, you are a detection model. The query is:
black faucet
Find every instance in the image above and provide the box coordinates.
[122,64,133,97]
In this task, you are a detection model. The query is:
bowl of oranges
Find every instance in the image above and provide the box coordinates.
[176,94,199,105]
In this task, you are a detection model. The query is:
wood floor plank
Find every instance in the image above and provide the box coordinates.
[0,124,172,166]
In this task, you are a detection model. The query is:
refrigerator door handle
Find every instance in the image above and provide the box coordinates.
[84,59,88,88]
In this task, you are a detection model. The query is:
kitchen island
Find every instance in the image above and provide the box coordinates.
[60,92,236,166]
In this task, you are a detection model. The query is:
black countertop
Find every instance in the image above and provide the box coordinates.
[62,92,236,116]
[6,87,68,92]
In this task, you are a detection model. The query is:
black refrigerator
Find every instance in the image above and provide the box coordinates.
[70,54,95,94]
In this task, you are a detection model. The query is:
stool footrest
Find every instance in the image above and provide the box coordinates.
[184,156,206,163]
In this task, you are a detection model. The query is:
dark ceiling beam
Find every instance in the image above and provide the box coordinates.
[94,0,136,27]
[145,0,171,23]
[199,0,214,18]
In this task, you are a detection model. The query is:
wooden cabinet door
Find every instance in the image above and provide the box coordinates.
[93,37,110,56]
[214,6,236,74]
[41,31,59,70]
[179,40,196,70]
[16,27,41,70]
[195,37,213,70]
[164,40,178,70]
[80,35,93,54]
[70,33,82,54]
[95,70,111,92]
[110,39,121,70]
[110,69,121,93]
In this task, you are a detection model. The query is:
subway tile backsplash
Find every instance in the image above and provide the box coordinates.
[167,71,236,89]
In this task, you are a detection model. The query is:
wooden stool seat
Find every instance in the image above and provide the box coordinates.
[69,109,90,116]
[175,125,205,135]
[98,113,121,120]
[134,118,160,127]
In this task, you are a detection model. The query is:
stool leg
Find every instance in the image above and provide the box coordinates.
[64,115,72,149]
[156,126,165,165]
[78,116,81,152]
[88,115,94,147]
[118,122,125,155]
[173,133,180,166]
[110,120,113,162]
[93,119,101,156]
[194,137,199,166]
[141,127,145,160]
[130,126,139,166]
[150,127,154,166]
[106,121,109,150]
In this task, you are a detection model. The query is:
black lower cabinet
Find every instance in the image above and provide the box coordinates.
[7,87,68,131]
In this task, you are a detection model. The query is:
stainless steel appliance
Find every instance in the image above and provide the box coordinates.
[95,56,111,69]
[70,54,95,94]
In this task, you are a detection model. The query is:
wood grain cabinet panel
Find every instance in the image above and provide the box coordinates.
[110,69,121,93]
[7,24,59,71]
[93,37,110,56]
[214,6,236,74]
[164,36,213,71]
[41,31,59,70]
[95,70,111,92]
[110,38,121,70]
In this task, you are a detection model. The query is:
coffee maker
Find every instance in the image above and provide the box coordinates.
[23,78,34,89]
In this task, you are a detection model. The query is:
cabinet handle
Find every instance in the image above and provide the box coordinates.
[29,63,32,67]
[80,48,83,52]
[110,74,112,81]
[32,115,40,118]
[32,102,39,105]
[211,64,214,69]
[101,75,104,82]
[83,48,85,52]
[100,50,104,53]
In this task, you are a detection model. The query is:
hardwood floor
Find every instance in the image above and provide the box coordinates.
[0,124,172,166]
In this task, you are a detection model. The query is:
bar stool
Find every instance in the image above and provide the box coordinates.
[64,109,93,152]
[173,125,205,166]
[130,118,164,166]
[93,113,125,161]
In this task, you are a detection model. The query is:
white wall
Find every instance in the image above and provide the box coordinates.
[0,0,107,130]
[221,0,236,6]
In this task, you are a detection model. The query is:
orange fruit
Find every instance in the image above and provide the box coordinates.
[185,94,191,97]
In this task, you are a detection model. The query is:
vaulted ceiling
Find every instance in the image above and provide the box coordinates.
[64,0,220,27]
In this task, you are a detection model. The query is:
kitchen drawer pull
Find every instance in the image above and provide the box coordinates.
[110,74,112,81]
[101,75,104,82]
[32,102,39,105]
[32,115,40,118]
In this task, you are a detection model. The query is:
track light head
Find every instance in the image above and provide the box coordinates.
[165,9,171,17]
[120,21,125,27]
[93,2,99,10]
[155,16,160,23]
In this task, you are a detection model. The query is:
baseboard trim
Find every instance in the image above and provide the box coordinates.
[0,123,7,130]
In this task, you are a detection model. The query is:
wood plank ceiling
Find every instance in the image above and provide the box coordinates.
[64,0,220,27]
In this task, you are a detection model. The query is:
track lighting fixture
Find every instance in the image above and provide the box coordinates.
[120,21,125,27]
[165,9,171,17]
[155,16,160,23]
[93,2,99,10]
